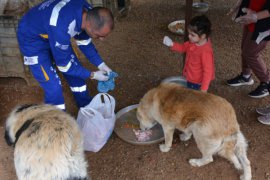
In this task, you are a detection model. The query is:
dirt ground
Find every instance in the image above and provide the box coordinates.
[1,0,270,179]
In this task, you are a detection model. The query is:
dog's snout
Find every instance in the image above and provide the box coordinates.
[140,123,147,130]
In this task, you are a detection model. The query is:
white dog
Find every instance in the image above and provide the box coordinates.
[137,83,251,180]
[5,104,89,180]
[0,0,42,15]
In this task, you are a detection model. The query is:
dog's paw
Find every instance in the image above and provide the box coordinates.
[189,159,201,167]
[240,175,244,180]
[179,133,191,141]
[159,144,171,152]
[240,174,251,180]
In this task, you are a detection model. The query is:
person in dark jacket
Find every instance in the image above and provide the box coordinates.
[227,0,270,98]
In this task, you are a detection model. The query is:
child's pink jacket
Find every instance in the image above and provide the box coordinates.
[171,39,215,91]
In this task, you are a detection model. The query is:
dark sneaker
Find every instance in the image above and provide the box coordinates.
[256,106,270,115]
[257,114,270,125]
[248,82,270,98]
[227,74,254,87]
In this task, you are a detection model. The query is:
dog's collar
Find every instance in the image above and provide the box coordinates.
[14,119,34,146]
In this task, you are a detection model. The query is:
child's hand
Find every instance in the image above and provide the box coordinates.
[201,90,207,93]
[163,36,173,47]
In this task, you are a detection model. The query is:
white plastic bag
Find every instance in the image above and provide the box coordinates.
[77,93,116,152]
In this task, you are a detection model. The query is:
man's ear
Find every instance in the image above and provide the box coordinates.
[85,20,91,30]
[86,21,91,28]
[82,13,92,30]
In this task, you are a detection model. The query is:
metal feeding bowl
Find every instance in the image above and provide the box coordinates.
[161,76,187,87]
[114,104,164,145]
[168,20,185,35]
[114,76,187,145]
[192,2,209,13]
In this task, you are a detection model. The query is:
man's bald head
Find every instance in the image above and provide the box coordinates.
[86,7,114,31]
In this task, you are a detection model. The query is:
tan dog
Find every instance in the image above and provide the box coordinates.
[137,83,251,180]
[5,104,88,180]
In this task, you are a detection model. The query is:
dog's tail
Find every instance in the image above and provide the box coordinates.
[235,132,252,180]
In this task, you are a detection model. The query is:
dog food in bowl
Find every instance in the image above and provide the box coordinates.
[133,129,153,142]
[114,104,164,145]
[168,20,185,35]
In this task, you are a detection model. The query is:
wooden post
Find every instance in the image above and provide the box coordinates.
[184,0,193,41]
[181,0,193,69]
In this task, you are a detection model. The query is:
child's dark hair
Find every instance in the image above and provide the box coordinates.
[188,15,211,38]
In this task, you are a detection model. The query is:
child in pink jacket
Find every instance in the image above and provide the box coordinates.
[163,15,215,92]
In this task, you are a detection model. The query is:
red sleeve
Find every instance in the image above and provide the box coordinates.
[200,52,214,91]
[170,41,189,53]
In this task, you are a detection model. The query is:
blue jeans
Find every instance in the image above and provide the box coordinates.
[187,81,201,90]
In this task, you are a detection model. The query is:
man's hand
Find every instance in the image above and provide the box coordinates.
[235,8,257,24]
[163,36,173,47]
[91,71,109,81]
[98,62,112,75]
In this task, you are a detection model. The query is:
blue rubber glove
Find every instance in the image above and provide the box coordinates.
[97,72,118,93]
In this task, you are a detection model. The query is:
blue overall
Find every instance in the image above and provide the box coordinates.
[17,0,104,110]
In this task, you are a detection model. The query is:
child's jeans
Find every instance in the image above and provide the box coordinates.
[187,81,201,90]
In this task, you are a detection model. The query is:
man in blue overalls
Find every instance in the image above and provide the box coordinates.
[17,0,114,110]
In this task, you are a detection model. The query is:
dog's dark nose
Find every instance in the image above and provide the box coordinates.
[4,130,13,146]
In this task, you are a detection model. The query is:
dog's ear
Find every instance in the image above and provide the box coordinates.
[4,129,13,146]
[15,104,37,113]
